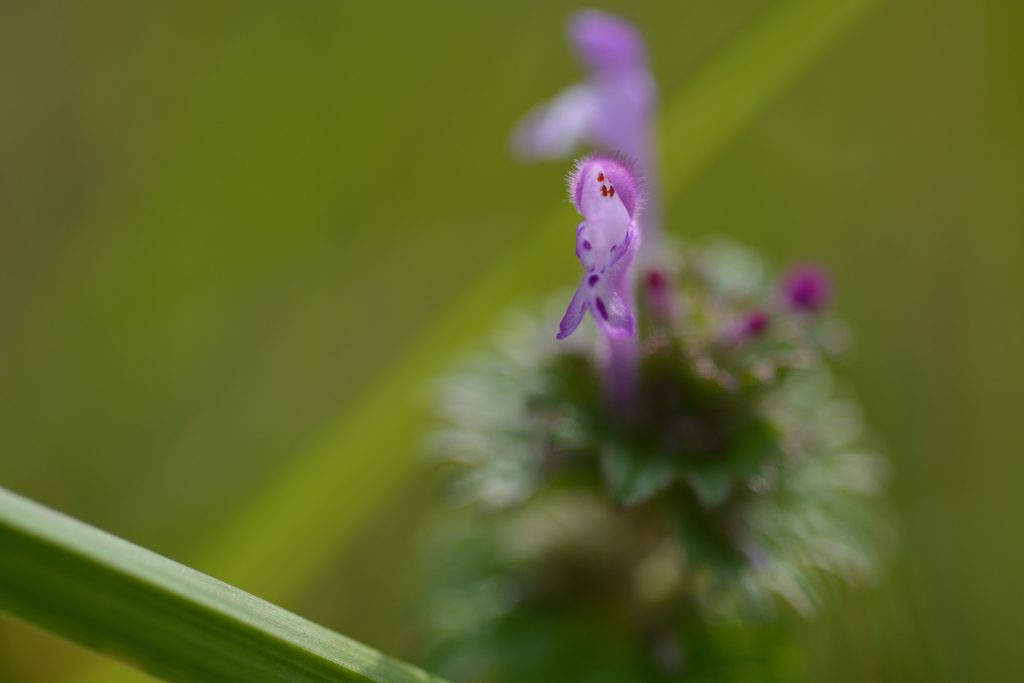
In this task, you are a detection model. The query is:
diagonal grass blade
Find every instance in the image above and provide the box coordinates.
[660,0,886,194]
[0,486,449,683]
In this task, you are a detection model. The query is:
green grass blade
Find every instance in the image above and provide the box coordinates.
[660,0,886,195]
[0,486,449,683]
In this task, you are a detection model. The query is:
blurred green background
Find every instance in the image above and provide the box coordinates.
[1,1,1022,681]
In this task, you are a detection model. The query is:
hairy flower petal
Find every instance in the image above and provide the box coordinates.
[569,152,643,221]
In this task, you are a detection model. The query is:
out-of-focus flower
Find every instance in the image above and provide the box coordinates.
[781,263,834,312]
[558,153,643,340]
[511,9,657,172]
[725,308,771,344]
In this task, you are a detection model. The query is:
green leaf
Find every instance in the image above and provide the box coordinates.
[727,418,787,479]
[0,486,449,683]
[686,469,735,510]
[601,443,679,509]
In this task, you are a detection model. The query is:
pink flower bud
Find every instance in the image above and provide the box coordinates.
[781,263,834,312]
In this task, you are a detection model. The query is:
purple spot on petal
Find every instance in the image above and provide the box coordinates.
[595,297,609,320]
[588,274,600,287]
[583,240,592,250]
[610,244,617,251]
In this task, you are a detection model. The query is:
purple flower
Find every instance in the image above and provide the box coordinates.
[780,263,834,312]
[557,153,643,340]
[722,309,771,346]
[513,10,656,405]
[715,307,771,347]
[511,10,656,171]
[740,309,771,336]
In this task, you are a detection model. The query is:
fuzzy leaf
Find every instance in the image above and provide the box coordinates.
[601,443,678,508]
[727,419,786,478]
[687,469,734,509]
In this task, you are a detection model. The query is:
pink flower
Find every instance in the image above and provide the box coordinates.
[557,153,644,340]
[781,263,834,312]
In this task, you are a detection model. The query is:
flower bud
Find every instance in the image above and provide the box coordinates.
[781,263,833,312]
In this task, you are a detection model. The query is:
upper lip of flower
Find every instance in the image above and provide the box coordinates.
[568,9,649,74]
[569,151,645,222]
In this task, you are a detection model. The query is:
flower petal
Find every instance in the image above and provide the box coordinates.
[569,152,644,221]
[568,9,648,74]
[589,286,635,338]
[575,221,600,271]
[589,70,657,167]
[605,225,637,273]
[556,285,588,340]
[510,84,598,162]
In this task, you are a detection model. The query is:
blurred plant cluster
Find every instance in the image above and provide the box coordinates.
[417,239,894,683]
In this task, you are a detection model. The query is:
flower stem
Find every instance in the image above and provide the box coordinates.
[605,274,639,412]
